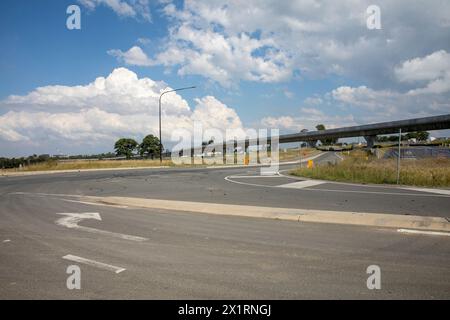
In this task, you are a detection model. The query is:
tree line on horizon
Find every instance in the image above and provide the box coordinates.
[0,128,435,169]
[114,134,162,159]
[307,124,430,145]
[0,152,118,169]
[377,131,430,142]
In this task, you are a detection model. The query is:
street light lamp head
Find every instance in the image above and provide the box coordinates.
[158,85,196,164]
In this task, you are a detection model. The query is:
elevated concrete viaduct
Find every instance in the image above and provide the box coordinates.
[178,114,450,157]
[277,114,450,147]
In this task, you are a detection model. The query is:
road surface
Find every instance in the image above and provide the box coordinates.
[1,152,449,299]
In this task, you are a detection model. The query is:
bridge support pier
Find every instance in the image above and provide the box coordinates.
[364,135,377,148]
[223,140,227,164]
[307,141,316,148]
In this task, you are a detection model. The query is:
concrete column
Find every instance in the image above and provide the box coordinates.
[234,139,237,164]
[222,140,226,164]
[364,135,376,148]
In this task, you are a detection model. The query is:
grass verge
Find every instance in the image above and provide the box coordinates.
[2,159,174,172]
[1,148,319,173]
[291,151,450,188]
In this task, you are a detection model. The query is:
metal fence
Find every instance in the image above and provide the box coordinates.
[383,147,450,159]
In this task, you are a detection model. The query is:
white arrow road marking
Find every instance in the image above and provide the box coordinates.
[56,212,148,242]
[62,254,126,274]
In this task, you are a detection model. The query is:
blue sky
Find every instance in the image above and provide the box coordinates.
[0,0,346,120]
[0,0,449,157]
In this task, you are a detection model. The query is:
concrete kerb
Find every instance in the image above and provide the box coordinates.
[83,196,450,233]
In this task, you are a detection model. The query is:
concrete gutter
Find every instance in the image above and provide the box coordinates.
[83,196,450,232]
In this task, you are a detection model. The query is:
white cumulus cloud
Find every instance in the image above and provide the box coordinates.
[108,0,450,90]
[78,0,151,21]
[261,109,356,132]
[395,50,450,95]
[0,68,246,156]
[107,46,154,67]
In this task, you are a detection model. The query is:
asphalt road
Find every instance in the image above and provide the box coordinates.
[1,152,449,299]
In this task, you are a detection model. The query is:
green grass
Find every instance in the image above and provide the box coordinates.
[2,159,175,172]
[1,148,317,173]
[291,151,450,187]
[278,148,318,161]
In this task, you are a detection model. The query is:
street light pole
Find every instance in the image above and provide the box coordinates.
[396,128,402,184]
[158,86,196,164]
[299,142,302,168]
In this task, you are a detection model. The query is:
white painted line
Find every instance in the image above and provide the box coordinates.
[224,175,275,188]
[10,191,83,197]
[62,254,126,274]
[61,198,129,208]
[10,191,140,205]
[277,180,325,189]
[279,169,450,194]
[397,229,450,237]
[334,152,344,160]
[224,175,450,198]
[301,187,450,197]
[227,175,283,179]
[400,187,450,196]
[56,212,148,242]
[207,163,267,169]
[3,239,11,243]
[19,183,447,200]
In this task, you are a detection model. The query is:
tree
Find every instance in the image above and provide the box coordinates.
[202,139,214,146]
[315,124,337,145]
[417,131,429,141]
[315,124,326,131]
[406,131,429,141]
[114,138,138,159]
[139,134,161,159]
